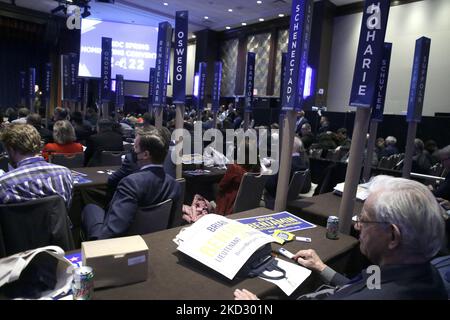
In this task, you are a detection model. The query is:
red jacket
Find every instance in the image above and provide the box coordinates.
[215,164,248,216]
[42,142,84,161]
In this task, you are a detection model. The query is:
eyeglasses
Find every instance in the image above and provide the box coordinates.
[354,215,390,228]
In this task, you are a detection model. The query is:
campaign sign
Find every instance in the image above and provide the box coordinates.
[211,61,222,113]
[101,37,112,102]
[173,11,188,104]
[197,62,207,110]
[406,37,431,123]
[371,43,392,122]
[244,52,255,112]
[349,0,391,108]
[152,22,173,107]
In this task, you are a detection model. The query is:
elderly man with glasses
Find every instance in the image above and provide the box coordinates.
[234,175,447,300]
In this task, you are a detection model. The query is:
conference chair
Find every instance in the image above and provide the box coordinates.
[49,152,84,168]
[100,151,125,166]
[126,199,173,236]
[0,195,75,258]
[431,255,450,299]
[429,163,444,177]
[310,148,323,159]
[168,178,186,228]
[233,173,268,214]
[0,154,9,172]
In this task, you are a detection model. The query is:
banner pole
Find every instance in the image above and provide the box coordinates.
[402,122,417,178]
[363,120,378,182]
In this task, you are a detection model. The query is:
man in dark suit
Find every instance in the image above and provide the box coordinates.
[82,128,181,240]
[295,110,309,136]
[235,176,447,300]
[84,118,124,166]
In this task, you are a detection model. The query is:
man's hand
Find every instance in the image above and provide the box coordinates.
[234,289,259,300]
[293,249,327,272]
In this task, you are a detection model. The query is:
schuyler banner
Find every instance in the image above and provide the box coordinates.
[172,11,188,104]
[152,22,172,108]
[211,61,222,113]
[349,0,391,108]
[244,52,255,112]
[406,37,431,123]
[197,62,207,110]
[281,0,314,111]
[371,42,392,122]
[101,37,112,102]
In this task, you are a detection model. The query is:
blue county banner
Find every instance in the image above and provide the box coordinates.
[115,74,124,108]
[173,11,188,104]
[76,78,83,102]
[296,0,314,110]
[28,68,35,99]
[197,62,207,110]
[61,55,71,101]
[244,52,255,112]
[44,63,52,101]
[349,0,391,108]
[83,78,89,107]
[279,52,287,99]
[19,71,26,101]
[406,37,431,123]
[371,42,392,122]
[148,67,155,109]
[237,211,316,236]
[69,53,78,101]
[152,22,173,107]
[211,61,222,113]
[281,0,314,111]
[101,37,112,102]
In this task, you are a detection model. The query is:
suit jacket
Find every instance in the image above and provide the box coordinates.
[433,172,450,201]
[88,166,181,239]
[84,130,124,166]
[265,154,311,199]
[295,117,309,135]
[326,263,447,300]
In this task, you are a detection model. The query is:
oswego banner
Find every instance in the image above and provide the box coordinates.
[173,11,188,104]
[371,43,392,122]
[349,0,391,108]
[406,37,431,123]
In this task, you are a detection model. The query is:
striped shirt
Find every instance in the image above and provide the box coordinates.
[0,156,74,207]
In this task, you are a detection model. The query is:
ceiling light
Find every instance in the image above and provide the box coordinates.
[278,13,285,17]
[226,26,231,30]
[259,18,264,22]
[228,9,233,12]
[241,22,247,26]
[257,1,262,4]
[204,16,209,19]
[192,35,196,38]
[163,2,168,5]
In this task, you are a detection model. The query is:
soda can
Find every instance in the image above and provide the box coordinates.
[72,266,94,300]
[326,216,339,240]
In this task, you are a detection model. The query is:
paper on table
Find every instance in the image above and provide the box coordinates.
[259,258,311,296]
[333,182,370,201]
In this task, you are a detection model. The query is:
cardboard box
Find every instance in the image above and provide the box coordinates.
[82,235,149,289]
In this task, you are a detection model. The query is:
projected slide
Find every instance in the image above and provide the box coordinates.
[79,19,159,82]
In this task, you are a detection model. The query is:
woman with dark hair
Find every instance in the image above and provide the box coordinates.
[42,120,83,161]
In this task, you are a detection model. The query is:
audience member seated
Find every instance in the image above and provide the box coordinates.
[84,118,124,166]
[71,111,93,144]
[295,110,309,136]
[0,124,73,207]
[425,139,440,166]
[375,137,385,160]
[300,123,315,151]
[11,107,30,124]
[379,136,399,158]
[317,116,330,134]
[48,107,69,131]
[431,145,450,201]
[335,128,351,149]
[84,107,98,128]
[265,136,311,201]
[81,128,181,240]
[42,120,83,161]
[317,131,337,157]
[412,138,432,174]
[234,176,447,300]
[26,113,52,144]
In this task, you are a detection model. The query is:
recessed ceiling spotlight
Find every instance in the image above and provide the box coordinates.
[192,34,196,38]
[204,16,209,19]
[163,2,168,5]
[242,22,247,26]
[257,1,262,4]
[278,13,285,17]
[259,18,264,22]
[226,26,231,30]
[228,9,233,12]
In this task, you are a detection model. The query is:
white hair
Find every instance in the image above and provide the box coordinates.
[292,136,304,153]
[367,175,445,260]
[385,136,397,145]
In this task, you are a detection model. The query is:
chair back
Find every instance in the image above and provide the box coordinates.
[168,178,186,228]
[49,152,84,168]
[0,195,74,258]
[377,156,390,169]
[0,155,9,172]
[431,255,450,299]
[430,163,444,177]
[287,169,310,202]
[310,148,323,159]
[126,199,173,236]
[100,150,125,166]
[233,173,268,213]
